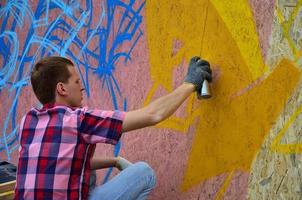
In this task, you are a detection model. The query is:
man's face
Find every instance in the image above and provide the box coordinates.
[64,65,84,107]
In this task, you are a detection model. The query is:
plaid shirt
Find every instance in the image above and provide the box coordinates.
[14,104,125,200]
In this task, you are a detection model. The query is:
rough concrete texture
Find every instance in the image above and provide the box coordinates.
[2,0,302,200]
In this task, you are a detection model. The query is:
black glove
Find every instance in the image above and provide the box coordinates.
[184,56,212,91]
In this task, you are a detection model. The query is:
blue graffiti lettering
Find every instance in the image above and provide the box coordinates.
[0,0,144,170]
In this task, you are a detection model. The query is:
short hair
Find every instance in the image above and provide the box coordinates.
[30,56,74,104]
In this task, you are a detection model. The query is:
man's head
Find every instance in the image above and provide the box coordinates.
[31,56,84,107]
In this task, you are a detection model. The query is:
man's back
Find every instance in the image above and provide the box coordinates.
[14,104,124,200]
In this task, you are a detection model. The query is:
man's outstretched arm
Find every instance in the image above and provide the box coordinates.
[122,83,195,132]
[122,56,212,133]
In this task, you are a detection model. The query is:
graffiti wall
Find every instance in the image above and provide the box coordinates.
[1,0,302,199]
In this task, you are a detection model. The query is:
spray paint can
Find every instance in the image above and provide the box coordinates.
[197,79,211,99]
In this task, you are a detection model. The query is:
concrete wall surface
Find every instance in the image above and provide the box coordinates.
[1,0,302,199]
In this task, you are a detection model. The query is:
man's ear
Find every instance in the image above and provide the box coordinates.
[56,82,67,96]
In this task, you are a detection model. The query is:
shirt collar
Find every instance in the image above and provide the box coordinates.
[41,103,78,111]
[42,103,56,109]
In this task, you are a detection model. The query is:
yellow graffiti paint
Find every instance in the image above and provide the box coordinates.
[214,170,235,200]
[247,2,302,199]
[210,0,268,79]
[276,0,302,61]
[182,59,300,190]
[145,0,301,192]
[271,101,302,153]
[268,1,302,154]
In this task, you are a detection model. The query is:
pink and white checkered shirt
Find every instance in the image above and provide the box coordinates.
[14,104,125,200]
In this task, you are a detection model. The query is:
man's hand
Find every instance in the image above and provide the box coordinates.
[184,56,212,91]
[115,156,132,171]
[90,157,132,170]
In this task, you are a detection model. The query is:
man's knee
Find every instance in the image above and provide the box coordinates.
[133,161,156,187]
[133,162,154,174]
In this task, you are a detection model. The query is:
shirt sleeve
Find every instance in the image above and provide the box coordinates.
[78,107,125,145]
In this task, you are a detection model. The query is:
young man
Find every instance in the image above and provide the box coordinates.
[14,56,212,200]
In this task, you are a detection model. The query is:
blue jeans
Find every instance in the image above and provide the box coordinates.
[89,162,156,200]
